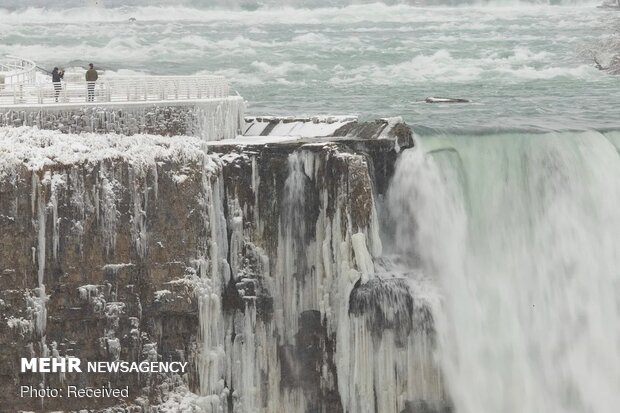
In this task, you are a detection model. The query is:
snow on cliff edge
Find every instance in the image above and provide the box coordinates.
[0,126,218,180]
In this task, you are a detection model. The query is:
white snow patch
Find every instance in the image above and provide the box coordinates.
[7,317,33,335]
[0,126,216,180]
[78,284,101,301]
[210,135,302,146]
[171,173,189,184]
[243,115,357,138]
[154,290,172,301]
[103,263,135,271]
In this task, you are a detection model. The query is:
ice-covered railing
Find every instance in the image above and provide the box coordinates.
[0,55,36,86]
[0,75,231,105]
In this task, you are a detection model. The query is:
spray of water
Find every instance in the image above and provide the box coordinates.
[388,131,620,413]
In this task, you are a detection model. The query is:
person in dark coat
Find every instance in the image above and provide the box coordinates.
[85,63,98,102]
[51,67,64,102]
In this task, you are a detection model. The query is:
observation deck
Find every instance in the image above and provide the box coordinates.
[0,56,245,141]
[0,55,231,106]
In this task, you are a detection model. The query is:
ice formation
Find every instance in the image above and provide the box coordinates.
[0,96,245,141]
[0,121,441,412]
[182,147,445,412]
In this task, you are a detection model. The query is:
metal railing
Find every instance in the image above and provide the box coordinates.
[0,55,36,85]
[0,76,231,105]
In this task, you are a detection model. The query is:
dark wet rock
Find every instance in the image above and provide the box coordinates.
[402,399,453,413]
[348,274,436,349]
[349,278,415,342]
[279,311,344,413]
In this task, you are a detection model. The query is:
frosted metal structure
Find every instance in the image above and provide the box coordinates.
[0,76,231,105]
[0,55,231,105]
[0,55,37,86]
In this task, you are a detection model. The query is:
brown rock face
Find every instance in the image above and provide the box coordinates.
[0,123,449,413]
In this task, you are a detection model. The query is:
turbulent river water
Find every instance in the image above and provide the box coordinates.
[3,1,620,412]
[1,1,617,131]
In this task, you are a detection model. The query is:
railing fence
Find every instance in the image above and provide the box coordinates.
[0,56,37,86]
[0,76,231,105]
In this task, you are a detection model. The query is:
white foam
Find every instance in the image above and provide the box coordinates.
[329,47,599,85]
[388,132,620,413]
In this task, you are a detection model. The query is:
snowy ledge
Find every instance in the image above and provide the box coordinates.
[0,115,412,180]
[242,115,408,142]
[0,126,216,179]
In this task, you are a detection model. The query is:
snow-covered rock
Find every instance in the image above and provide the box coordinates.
[0,122,446,413]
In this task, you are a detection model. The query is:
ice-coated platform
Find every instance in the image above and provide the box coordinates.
[0,55,246,141]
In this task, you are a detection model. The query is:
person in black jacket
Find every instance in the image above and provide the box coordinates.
[51,67,64,102]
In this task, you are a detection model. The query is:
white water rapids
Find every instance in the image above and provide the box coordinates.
[388,131,620,413]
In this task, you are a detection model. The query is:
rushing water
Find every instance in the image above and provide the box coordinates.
[388,132,620,412]
[0,1,617,131]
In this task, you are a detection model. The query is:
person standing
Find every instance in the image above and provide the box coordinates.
[85,63,98,102]
[51,67,64,102]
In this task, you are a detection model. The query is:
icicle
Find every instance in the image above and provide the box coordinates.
[151,162,159,200]
[228,198,244,280]
[193,97,245,141]
[129,166,148,259]
[351,233,374,283]
[49,173,65,261]
[251,155,260,235]
[98,165,119,256]
[194,161,228,405]
[34,173,48,336]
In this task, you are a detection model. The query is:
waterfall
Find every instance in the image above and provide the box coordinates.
[387,131,620,413]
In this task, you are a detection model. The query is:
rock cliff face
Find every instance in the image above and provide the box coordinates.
[0,121,449,413]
